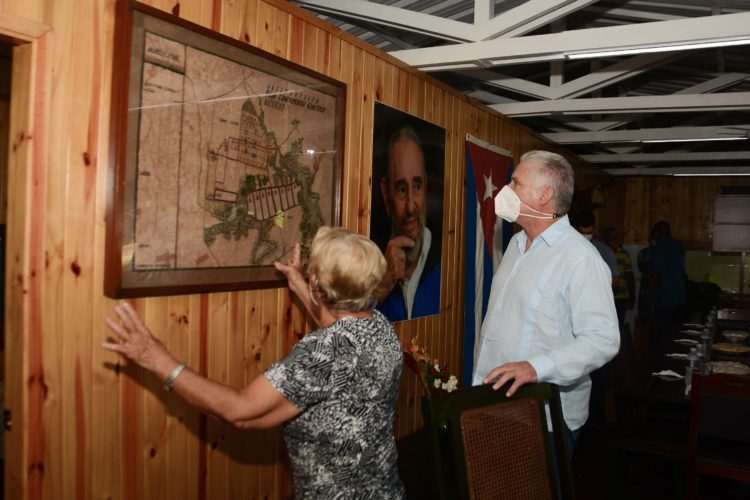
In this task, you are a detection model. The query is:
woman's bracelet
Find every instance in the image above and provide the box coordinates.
[163,363,187,392]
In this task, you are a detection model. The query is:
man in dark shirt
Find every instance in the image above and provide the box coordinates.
[643,220,686,360]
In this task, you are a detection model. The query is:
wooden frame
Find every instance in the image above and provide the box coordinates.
[105,0,345,298]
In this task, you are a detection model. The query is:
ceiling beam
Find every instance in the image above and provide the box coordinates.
[582,151,750,163]
[294,0,477,42]
[464,69,555,99]
[461,53,683,101]
[474,0,492,26]
[585,5,682,22]
[391,12,750,70]
[296,0,595,43]
[477,0,597,40]
[467,90,520,105]
[542,78,746,132]
[544,125,750,144]
[491,92,750,116]
[552,53,682,99]
[675,72,750,94]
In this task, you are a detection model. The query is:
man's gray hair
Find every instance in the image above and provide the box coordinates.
[520,150,575,214]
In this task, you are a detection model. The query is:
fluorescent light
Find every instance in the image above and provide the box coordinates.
[566,38,750,60]
[604,167,750,176]
[643,136,748,144]
[674,172,750,177]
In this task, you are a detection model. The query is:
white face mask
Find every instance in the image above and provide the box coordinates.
[583,233,594,241]
[494,185,558,223]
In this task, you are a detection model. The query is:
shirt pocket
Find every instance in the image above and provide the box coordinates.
[533,285,561,338]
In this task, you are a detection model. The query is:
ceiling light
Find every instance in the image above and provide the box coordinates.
[566,38,750,60]
[673,172,750,177]
[604,167,750,176]
[642,136,748,144]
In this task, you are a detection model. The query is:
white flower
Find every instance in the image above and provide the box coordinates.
[443,375,458,392]
[434,379,441,388]
[433,364,441,371]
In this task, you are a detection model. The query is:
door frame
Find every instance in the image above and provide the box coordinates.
[0,10,50,500]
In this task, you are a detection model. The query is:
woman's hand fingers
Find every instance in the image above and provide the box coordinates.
[105,316,130,341]
[275,242,304,278]
[291,242,301,269]
[117,303,148,335]
[103,303,159,366]
[101,340,125,354]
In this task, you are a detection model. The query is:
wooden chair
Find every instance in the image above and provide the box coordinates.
[687,373,750,499]
[422,382,574,500]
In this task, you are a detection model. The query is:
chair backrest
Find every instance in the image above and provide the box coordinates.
[689,374,750,463]
[423,382,573,500]
[687,373,750,499]
[694,374,750,441]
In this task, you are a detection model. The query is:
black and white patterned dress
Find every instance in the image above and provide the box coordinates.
[265,310,405,499]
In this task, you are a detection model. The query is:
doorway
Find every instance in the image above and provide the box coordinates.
[0,38,11,499]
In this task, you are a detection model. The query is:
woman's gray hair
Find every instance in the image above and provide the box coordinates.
[307,226,387,312]
[520,150,575,214]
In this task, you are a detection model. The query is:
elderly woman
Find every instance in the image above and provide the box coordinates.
[103,227,405,499]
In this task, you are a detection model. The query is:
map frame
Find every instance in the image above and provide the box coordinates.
[105,0,345,298]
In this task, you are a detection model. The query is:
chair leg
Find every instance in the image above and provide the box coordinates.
[686,466,697,500]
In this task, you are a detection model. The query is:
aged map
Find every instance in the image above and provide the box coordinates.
[131,32,339,272]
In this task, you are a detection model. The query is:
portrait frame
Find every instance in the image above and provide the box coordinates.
[105,0,345,298]
[370,102,445,322]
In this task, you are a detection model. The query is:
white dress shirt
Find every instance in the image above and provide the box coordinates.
[400,226,431,319]
[472,215,620,430]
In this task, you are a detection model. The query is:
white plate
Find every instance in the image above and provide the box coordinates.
[680,329,702,336]
[652,369,684,379]
[675,338,698,345]
[666,353,688,360]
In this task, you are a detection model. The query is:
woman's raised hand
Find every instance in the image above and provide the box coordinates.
[274,243,307,297]
[103,302,172,372]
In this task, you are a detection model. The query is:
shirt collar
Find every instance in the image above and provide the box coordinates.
[516,214,570,250]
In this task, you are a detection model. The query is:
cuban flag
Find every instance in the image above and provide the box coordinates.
[463,135,514,384]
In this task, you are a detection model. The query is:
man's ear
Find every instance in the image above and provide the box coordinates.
[380,177,392,217]
[539,186,555,208]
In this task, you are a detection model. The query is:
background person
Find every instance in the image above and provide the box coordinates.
[473,150,620,448]
[642,220,686,362]
[574,210,619,284]
[602,226,635,340]
[376,124,440,321]
[636,227,658,324]
[103,227,405,499]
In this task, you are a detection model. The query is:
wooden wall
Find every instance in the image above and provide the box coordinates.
[600,176,750,248]
[1,0,603,499]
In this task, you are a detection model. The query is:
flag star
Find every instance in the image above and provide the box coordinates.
[483,174,498,201]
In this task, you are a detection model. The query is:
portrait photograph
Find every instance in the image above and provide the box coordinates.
[370,102,445,322]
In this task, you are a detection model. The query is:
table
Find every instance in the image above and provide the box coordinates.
[717,308,750,330]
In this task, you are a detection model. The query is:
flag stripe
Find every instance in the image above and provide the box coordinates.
[463,136,513,384]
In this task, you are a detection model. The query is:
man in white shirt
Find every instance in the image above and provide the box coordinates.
[473,150,620,442]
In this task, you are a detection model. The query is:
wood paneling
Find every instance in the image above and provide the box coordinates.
[1,0,604,498]
[601,177,750,247]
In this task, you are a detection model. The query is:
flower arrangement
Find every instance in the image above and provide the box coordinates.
[403,338,459,399]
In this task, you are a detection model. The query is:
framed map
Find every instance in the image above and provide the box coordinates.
[105,1,345,298]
